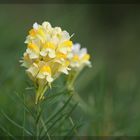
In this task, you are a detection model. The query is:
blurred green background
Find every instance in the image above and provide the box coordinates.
[0,4,140,136]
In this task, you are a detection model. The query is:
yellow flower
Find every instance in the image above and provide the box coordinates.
[26,43,40,59]
[40,42,56,58]
[37,65,53,83]
[69,43,91,69]
[57,60,70,75]
[21,21,73,103]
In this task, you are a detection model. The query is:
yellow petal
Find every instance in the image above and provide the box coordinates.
[57,52,67,59]
[40,65,51,74]
[72,55,79,61]
[28,43,40,53]
[29,29,36,36]
[43,42,55,49]
[37,28,45,37]
[82,54,90,61]
[59,40,73,48]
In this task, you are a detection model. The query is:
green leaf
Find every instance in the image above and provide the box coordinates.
[1,110,33,136]
[65,103,78,119]
[39,95,73,136]
[41,113,67,140]
[49,103,78,136]
[65,123,77,137]
[0,124,17,140]
[36,106,43,125]
[15,92,36,119]
[43,89,69,102]
[22,93,26,137]
[64,123,82,140]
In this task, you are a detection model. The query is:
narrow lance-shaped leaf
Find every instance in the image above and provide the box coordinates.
[15,92,36,119]
[0,124,17,140]
[49,103,78,136]
[1,110,33,136]
[42,89,69,102]
[39,95,73,136]
[41,113,67,140]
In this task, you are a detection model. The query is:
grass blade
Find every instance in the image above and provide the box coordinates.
[40,118,51,140]
[0,124,17,140]
[41,113,66,140]
[36,107,43,125]
[65,123,77,137]
[49,103,78,136]
[65,103,78,119]
[39,95,73,136]
[15,92,35,119]
[1,110,33,136]
[43,89,69,102]
[22,93,25,138]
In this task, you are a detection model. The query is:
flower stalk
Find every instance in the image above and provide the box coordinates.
[35,84,48,104]
[35,103,41,140]
[66,70,80,91]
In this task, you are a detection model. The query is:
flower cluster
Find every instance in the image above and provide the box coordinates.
[68,43,91,69]
[21,21,91,103]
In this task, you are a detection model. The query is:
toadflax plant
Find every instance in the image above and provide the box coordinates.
[20,21,91,104]
[21,22,73,104]
[0,21,91,139]
[20,21,91,138]
[67,43,91,90]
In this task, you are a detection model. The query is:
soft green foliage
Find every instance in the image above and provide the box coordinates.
[0,86,81,138]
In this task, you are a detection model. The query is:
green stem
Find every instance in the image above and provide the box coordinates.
[72,91,93,116]
[35,103,40,140]
[69,117,78,135]
[36,84,48,104]
[67,70,93,116]
[67,70,80,90]
[40,118,51,140]
[36,87,42,104]
[22,93,25,139]
[39,85,48,101]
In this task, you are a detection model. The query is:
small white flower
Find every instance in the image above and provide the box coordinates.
[69,43,91,69]
[42,21,52,30]
[58,61,71,75]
